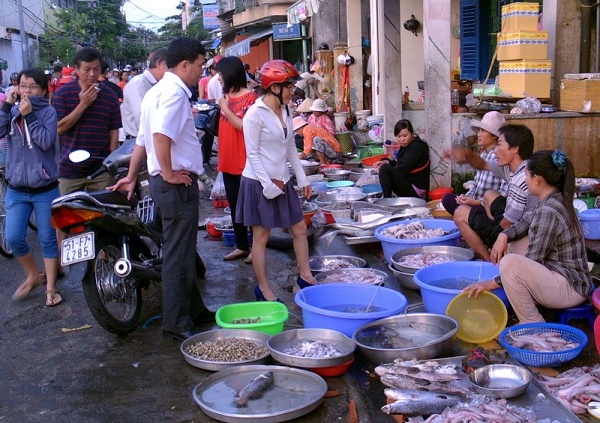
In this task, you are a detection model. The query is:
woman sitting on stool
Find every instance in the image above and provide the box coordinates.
[373,119,429,199]
[462,150,592,323]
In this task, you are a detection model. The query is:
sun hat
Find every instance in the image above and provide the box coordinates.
[292,116,309,131]
[296,98,314,113]
[470,111,506,137]
[309,99,328,112]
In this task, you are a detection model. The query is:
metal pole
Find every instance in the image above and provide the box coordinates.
[301,24,308,72]
[18,0,29,69]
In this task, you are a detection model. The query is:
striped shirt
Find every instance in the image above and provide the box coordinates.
[466,147,507,199]
[487,159,538,223]
[501,190,592,297]
[54,79,122,178]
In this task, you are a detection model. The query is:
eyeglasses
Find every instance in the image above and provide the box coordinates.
[19,84,41,91]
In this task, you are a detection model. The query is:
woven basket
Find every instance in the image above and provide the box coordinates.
[351,130,371,146]
[335,132,355,153]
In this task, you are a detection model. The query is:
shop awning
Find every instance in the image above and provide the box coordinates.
[286,0,320,26]
[223,28,273,57]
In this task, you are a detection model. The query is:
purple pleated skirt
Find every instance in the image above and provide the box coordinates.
[236,176,303,229]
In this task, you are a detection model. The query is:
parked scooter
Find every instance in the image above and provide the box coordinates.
[51,139,206,335]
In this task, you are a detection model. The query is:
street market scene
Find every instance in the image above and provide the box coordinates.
[2,0,600,422]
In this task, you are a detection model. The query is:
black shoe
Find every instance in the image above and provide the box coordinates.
[296,276,315,290]
[194,309,216,325]
[162,327,202,341]
[254,285,283,303]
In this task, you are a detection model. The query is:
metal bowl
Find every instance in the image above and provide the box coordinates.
[181,329,271,371]
[391,246,475,274]
[352,313,459,365]
[374,197,427,208]
[309,255,367,273]
[267,328,356,368]
[290,160,321,176]
[315,268,388,285]
[469,364,531,398]
[314,192,367,207]
[324,169,351,181]
[388,263,420,290]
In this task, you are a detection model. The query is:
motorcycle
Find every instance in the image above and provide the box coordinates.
[51,139,206,335]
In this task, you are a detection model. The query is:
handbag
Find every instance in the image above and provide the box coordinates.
[195,103,220,137]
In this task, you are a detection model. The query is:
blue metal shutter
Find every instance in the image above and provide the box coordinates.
[460,0,492,81]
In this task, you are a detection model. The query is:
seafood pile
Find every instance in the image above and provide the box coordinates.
[536,364,600,414]
[317,269,386,284]
[184,338,269,362]
[376,359,468,396]
[382,389,463,416]
[317,258,357,270]
[395,253,456,269]
[234,371,274,407]
[505,330,580,352]
[231,317,262,324]
[380,221,449,240]
[410,398,537,422]
[282,340,344,358]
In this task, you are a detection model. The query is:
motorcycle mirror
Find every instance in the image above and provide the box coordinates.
[69,150,91,163]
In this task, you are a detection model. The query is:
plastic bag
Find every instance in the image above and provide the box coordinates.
[210,172,227,200]
[512,97,541,114]
[355,168,380,187]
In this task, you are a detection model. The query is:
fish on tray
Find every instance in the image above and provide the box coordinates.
[380,374,468,396]
[233,371,274,407]
[375,362,462,382]
[282,340,344,358]
[381,389,463,415]
[506,330,580,353]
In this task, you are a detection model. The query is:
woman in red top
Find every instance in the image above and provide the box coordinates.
[217,56,258,262]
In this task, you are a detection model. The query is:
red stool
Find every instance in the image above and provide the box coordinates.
[593,288,600,355]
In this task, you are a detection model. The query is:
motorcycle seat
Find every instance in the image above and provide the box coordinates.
[89,189,138,209]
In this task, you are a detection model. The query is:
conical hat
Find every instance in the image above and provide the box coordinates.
[296,98,314,113]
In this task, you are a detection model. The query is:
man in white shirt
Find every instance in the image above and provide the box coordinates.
[110,37,213,341]
[121,48,168,139]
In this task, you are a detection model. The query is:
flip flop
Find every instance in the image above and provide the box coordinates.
[12,273,44,301]
[45,290,63,307]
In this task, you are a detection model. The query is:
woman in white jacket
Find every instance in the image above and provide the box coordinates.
[237,60,317,302]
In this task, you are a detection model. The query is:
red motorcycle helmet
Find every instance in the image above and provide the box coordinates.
[259,60,301,89]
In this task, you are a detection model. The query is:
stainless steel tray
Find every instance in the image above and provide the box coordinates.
[267,328,356,368]
[181,329,271,372]
[193,365,327,422]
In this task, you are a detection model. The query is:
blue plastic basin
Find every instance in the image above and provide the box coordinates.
[413,261,509,314]
[579,209,600,240]
[375,219,461,263]
[294,283,408,337]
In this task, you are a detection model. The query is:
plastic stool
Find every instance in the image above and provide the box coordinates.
[557,302,596,331]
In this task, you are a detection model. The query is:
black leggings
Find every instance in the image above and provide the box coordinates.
[222,172,250,251]
[378,163,419,198]
[201,133,214,164]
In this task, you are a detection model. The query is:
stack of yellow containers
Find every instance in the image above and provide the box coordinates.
[497,2,552,99]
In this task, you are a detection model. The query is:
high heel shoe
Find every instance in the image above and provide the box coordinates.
[296,276,316,290]
[254,286,283,303]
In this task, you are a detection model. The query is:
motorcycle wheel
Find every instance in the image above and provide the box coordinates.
[82,239,142,335]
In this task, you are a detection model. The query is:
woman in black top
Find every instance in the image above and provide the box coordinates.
[373,119,429,198]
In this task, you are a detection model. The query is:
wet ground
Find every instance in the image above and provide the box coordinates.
[1,161,598,422]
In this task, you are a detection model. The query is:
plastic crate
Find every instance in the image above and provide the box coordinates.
[213,199,229,208]
[498,323,587,367]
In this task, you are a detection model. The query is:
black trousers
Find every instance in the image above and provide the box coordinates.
[149,174,208,332]
[222,172,249,251]
[378,163,419,198]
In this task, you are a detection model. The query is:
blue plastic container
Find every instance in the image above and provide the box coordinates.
[222,230,252,247]
[374,219,461,263]
[413,261,509,315]
[579,209,600,240]
[326,180,355,189]
[294,283,408,337]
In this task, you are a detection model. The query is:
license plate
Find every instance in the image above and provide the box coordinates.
[61,232,95,266]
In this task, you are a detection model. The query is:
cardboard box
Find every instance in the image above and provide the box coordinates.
[498,60,552,99]
[497,31,548,60]
[501,2,539,32]
[560,79,600,112]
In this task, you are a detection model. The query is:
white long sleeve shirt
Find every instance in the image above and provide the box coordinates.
[242,98,309,199]
[122,70,157,137]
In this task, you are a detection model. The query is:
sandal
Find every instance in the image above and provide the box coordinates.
[45,290,63,307]
[12,273,44,301]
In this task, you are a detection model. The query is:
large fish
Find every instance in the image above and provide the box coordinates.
[381,374,468,396]
[375,363,462,382]
[234,371,274,407]
[380,389,463,415]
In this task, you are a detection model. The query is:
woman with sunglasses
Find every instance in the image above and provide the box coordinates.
[237,60,317,302]
[0,68,62,306]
